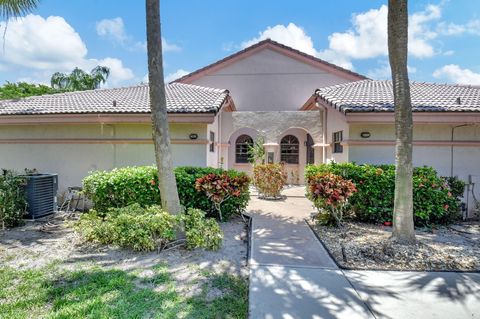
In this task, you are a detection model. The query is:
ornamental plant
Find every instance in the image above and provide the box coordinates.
[195,173,250,221]
[253,163,287,199]
[82,166,250,220]
[305,163,463,226]
[0,170,27,229]
[306,172,357,227]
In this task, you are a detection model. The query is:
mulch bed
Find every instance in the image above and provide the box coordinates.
[309,221,480,271]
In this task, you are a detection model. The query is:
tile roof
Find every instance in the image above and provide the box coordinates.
[316,80,480,113]
[0,82,229,116]
[175,39,368,83]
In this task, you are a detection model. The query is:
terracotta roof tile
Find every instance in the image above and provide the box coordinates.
[0,82,229,115]
[316,80,480,113]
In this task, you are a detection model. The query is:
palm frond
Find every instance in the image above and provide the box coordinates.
[0,0,39,20]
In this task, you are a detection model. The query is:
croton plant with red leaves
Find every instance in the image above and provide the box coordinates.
[307,172,357,226]
[195,173,250,221]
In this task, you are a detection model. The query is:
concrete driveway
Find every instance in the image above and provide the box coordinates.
[247,186,480,319]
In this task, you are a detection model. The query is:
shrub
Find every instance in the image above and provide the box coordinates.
[74,204,177,251]
[74,204,223,251]
[195,173,250,221]
[0,170,27,228]
[253,164,287,198]
[82,166,250,221]
[182,208,223,250]
[305,163,462,226]
[306,172,357,226]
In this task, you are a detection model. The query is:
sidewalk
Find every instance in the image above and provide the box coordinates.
[247,187,374,318]
[247,186,480,319]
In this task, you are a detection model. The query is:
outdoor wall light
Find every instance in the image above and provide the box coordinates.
[189,133,198,140]
[360,131,371,138]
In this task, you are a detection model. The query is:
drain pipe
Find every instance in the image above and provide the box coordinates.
[314,91,328,164]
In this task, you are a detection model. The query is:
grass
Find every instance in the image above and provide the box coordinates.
[0,263,248,319]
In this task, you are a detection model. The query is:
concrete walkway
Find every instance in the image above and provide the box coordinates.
[247,186,480,319]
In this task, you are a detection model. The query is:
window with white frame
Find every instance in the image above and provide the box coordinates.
[332,131,343,153]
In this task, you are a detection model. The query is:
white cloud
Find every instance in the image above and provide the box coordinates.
[240,23,353,70]
[367,60,417,80]
[238,4,453,72]
[437,19,480,36]
[162,38,181,52]
[241,23,317,56]
[94,58,134,86]
[96,17,127,44]
[0,14,134,86]
[165,69,190,83]
[320,4,443,67]
[433,64,480,85]
[95,17,180,53]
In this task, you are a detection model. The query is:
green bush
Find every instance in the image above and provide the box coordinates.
[182,208,223,250]
[305,163,461,226]
[82,166,250,221]
[74,204,177,251]
[0,170,26,228]
[74,204,223,251]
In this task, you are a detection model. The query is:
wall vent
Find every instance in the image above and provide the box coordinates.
[24,174,58,219]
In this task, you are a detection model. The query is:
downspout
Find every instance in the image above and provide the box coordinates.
[314,91,327,164]
[217,107,222,168]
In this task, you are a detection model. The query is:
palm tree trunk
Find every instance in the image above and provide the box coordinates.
[388,0,415,243]
[145,0,181,215]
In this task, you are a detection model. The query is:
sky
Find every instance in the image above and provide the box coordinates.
[0,0,479,87]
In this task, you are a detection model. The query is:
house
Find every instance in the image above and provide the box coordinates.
[175,39,366,183]
[301,80,480,218]
[0,39,479,217]
[0,83,235,191]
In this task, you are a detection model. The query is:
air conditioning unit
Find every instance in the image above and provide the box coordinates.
[24,173,58,219]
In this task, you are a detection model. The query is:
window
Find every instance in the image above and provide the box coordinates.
[280,135,299,164]
[209,131,215,152]
[235,135,253,163]
[333,131,343,153]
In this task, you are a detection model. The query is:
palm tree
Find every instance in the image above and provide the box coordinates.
[0,0,39,19]
[50,66,110,91]
[388,0,415,243]
[145,0,181,215]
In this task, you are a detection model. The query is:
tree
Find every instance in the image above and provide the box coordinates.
[145,0,181,215]
[388,0,415,243]
[0,0,38,19]
[51,66,110,91]
[0,82,64,99]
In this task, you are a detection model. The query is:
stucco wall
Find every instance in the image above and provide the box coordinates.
[0,123,208,194]
[325,108,349,163]
[190,48,351,111]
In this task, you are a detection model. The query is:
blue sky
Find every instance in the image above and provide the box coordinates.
[0,0,479,87]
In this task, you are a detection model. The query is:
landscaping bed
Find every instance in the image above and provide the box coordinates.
[0,213,249,318]
[309,221,480,271]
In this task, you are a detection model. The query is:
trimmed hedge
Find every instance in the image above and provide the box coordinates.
[305,163,464,226]
[82,166,250,221]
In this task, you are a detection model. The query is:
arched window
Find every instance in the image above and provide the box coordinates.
[280,135,299,164]
[235,135,253,163]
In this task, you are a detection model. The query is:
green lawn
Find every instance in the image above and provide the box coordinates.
[0,263,248,319]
